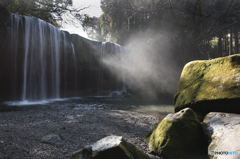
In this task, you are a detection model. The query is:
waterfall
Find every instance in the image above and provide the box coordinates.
[10,14,22,100]
[117,44,127,91]
[9,14,77,101]
[111,44,127,96]
[3,13,129,102]
[97,42,128,97]
[98,42,106,96]
[71,43,78,96]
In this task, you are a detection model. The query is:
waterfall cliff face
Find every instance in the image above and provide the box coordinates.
[8,13,77,101]
[71,35,128,97]
[0,13,128,102]
[98,43,127,96]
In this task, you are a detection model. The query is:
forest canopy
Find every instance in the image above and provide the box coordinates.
[2,0,240,64]
[82,0,240,64]
[0,0,86,27]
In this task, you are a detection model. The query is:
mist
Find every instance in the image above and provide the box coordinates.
[101,30,182,99]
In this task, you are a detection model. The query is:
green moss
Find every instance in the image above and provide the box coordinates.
[194,111,205,122]
[70,149,82,159]
[174,61,208,111]
[145,108,208,159]
[174,54,240,113]
[118,143,134,159]
[145,117,173,154]
[120,140,151,159]
[145,124,158,140]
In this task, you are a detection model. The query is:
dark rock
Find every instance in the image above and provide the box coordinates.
[41,134,62,145]
[71,135,151,159]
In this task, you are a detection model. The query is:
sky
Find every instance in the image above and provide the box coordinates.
[60,0,103,38]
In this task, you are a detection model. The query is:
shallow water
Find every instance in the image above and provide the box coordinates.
[1,97,174,119]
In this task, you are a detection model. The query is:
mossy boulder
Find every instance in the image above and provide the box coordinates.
[202,112,240,159]
[70,135,151,159]
[145,108,208,159]
[174,54,240,115]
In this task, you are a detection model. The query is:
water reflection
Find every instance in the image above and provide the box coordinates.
[1,97,174,119]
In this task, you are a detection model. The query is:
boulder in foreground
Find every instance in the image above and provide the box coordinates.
[203,112,240,159]
[174,54,240,115]
[145,108,208,159]
[71,135,151,159]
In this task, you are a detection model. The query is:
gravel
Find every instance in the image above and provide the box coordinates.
[0,109,161,159]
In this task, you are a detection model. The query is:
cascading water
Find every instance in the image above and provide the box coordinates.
[9,13,77,102]
[115,44,127,92]
[10,14,22,100]
[62,33,78,97]
[108,44,128,97]
[97,42,128,97]
[2,13,129,103]
[98,42,106,96]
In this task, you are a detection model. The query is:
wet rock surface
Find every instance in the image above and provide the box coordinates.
[0,109,160,159]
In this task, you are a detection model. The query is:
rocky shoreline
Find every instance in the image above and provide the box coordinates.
[0,109,161,159]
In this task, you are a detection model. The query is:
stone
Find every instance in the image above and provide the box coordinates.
[202,112,240,159]
[145,108,208,159]
[41,134,62,145]
[70,135,151,159]
[174,54,240,115]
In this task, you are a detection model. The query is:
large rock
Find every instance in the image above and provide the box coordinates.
[145,108,208,159]
[174,54,240,115]
[202,112,240,159]
[71,135,151,159]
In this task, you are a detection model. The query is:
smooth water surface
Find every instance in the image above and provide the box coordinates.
[1,97,174,118]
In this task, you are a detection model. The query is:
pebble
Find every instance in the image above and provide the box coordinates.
[0,109,160,159]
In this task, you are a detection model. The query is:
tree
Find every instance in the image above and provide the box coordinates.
[165,0,240,62]
[82,0,134,44]
[0,0,87,27]
[81,0,240,65]
[81,15,103,41]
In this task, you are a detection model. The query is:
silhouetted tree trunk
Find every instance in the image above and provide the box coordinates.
[234,26,238,54]
[207,38,210,58]
[218,32,223,57]
[230,27,233,55]
[204,40,207,58]
[224,34,228,56]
